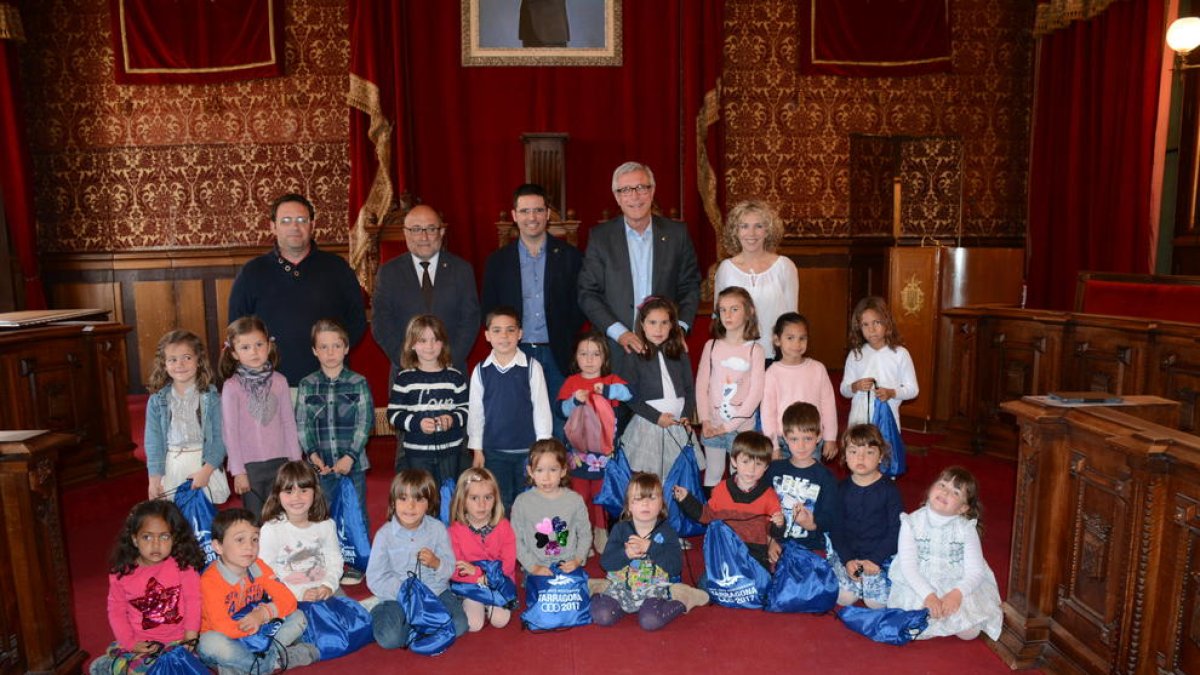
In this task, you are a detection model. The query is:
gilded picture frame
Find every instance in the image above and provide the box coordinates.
[462,0,622,67]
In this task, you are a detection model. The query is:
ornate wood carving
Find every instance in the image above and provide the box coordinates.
[996,399,1198,674]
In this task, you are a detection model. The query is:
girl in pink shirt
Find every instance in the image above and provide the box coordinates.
[696,286,766,487]
[447,467,518,632]
[761,312,839,460]
[93,500,205,675]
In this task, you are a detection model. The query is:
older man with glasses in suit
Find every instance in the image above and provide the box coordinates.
[577,162,701,377]
[372,205,481,472]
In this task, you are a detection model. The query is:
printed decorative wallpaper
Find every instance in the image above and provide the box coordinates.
[20,0,1032,252]
[723,0,1034,240]
[21,0,349,252]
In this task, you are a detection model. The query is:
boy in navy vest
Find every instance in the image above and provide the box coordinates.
[467,306,553,512]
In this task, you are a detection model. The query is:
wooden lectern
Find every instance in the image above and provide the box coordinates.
[0,431,86,675]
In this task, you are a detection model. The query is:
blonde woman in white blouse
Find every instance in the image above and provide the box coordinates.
[713,200,799,358]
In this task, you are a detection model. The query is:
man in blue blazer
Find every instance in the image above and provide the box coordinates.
[482,184,584,434]
[372,204,480,374]
[577,162,701,376]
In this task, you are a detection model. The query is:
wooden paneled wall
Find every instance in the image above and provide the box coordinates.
[41,247,346,392]
[779,240,864,369]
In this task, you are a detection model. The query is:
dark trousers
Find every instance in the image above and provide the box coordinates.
[407,451,461,493]
[520,342,566,440]
[243,457,288,519]
[484,449,529,514]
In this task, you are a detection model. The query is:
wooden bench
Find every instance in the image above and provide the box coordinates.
[1075,271,1200,324]
[936,272,1200,458]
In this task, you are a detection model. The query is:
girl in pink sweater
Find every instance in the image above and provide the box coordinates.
[218,316,301,518]
[94,500,206,675]
[696,286,766,487]
[761,312,839,460]
[447,467,518,632]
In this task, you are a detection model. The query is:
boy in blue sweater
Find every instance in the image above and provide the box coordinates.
[765,402,840,561]
[467,306,552,512]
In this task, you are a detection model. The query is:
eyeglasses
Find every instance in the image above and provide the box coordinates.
[614,184,653,196]
[404,226,442,236]
[277,216,310,225]
[515,207,547,216]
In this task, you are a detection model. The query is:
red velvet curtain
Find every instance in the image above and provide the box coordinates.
[395,0,724,275]
[0,6,44,309]
[346,1,724,397]
[1026,0,1164,310]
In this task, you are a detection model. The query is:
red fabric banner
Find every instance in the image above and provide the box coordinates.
[1026,0,1162,310]
[799,0,952,76]
[110,0,284,84]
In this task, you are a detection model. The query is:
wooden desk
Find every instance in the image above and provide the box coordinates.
[995,396,1200,674]
[0,431,86,675]
[0,322,136,485]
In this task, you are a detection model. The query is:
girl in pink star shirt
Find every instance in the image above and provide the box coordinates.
[91,500,206,675]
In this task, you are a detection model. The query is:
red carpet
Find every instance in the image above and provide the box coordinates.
[63,398,1030,674]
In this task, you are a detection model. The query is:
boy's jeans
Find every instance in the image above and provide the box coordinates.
[198,611,307,673]
[370,593,469,648]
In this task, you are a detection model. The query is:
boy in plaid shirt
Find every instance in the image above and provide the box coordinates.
[295,319,373,582]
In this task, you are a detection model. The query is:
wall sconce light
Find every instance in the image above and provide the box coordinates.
[1167,16,1200,69]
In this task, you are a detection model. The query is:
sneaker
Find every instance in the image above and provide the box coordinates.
[283,643,319,669]
[340,569,364,585]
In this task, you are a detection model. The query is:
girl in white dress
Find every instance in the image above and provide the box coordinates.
[713,200,799,357]
[887,466,1003,640]
[841,296,918,427]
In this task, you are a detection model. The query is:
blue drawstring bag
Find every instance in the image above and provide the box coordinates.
[145,643,209,675]
[872,397,907,478]
[837,606,930,645]
[594,448,630,518]
[438,477,455,525]
[702,520,771,609]
[521,562,592,631]
[765,542,838,613]
[449,559,518,609]
[398,571,456,655]
[298,596,374,660]
[330,476,372,572]
[173,480,217,568]
[230,602,285,655]
[663,442,706,538]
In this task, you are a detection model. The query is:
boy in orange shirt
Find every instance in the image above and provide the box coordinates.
[198,508,318,673]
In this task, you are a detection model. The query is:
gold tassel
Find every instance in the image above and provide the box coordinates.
[0,3,25,42]
[347,73,395,293]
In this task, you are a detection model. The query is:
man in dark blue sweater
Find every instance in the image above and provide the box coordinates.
[228,194,367,387]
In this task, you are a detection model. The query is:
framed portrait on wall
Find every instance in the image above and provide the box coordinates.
[461,0,622,66]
